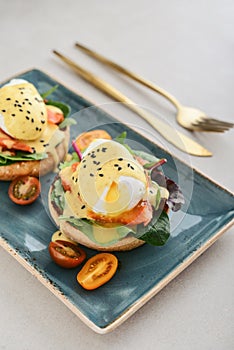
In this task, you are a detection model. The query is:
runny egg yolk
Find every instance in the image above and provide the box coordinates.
[105,181,119,202]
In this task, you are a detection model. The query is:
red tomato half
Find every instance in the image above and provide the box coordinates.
[8,176,41,205]
[49,240,86,269]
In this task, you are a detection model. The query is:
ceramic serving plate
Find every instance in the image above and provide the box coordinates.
[0,69,233,334]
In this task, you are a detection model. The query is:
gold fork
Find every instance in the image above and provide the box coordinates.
[75,42,233,133]
[53,50,212,157]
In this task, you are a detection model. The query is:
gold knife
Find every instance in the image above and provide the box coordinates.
[53,50,212,157]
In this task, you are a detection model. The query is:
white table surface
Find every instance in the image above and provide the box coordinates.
[0,1,233,349]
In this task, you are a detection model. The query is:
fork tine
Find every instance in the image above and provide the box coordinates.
[193,117,234,132]
[192,123,230,132]
[192,126,226,132]
[205,118,234,127]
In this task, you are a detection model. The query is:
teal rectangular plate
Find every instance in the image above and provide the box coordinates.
[0,69,234,333]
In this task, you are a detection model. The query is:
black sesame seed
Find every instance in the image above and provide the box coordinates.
[82,159,86,163]
[41,112,44,116]
[127,163,131,167]
[118,167,122,171]
[90,173,94,177]
[28,102,32,105]
[99,174,104,177]
[6,98,11,101]
[96,161,100,165]
[20,91,24,94]
[22,102,25,105]
[11,114,15,117]
[102,147,107,152]
[72,176,75,180]
[40,140,44,143]
[24,98,29,101]
[81,205,86,209]
[36,127,39,131]
[96,148,100,152]
[1,109,6,113]
[118,158,123,161]
[26,116,30,120]
[150,190,153,194]
[97,167,102,171]
[83,165,86,168]
[90,154,96,158]
[78,192,80,196]
[130,166,135,170]
[31,118,34,123]
[41,120,45,124]
[19,109,23,112]
[14,104,17,107]
[114,164,119,167]
[27,110,31,114]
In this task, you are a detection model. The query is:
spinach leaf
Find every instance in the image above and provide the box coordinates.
[139,211,170,246]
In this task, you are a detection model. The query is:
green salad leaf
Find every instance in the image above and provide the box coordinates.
[0,151,47,166]
[40,85,59,99]
[59,152,80,170]
[50,177,65,212]
[139,211,170,246]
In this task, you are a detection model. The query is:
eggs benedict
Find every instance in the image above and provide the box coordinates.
[48,131,184,251]
[0,79,71,180]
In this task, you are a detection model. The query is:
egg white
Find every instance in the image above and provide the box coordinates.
[93,175,146,215]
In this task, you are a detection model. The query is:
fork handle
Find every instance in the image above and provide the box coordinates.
[75,42,181,109]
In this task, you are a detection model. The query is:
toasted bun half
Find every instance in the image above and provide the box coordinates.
[48,186,145,252]
[0,127,70,181]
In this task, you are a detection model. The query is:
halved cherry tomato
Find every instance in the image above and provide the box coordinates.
[75,130,111,151]
[8,176,41,205]
[46,105,64,124]
[77,253,118,290]
[51,230,77,244]
[49,240,86,269]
